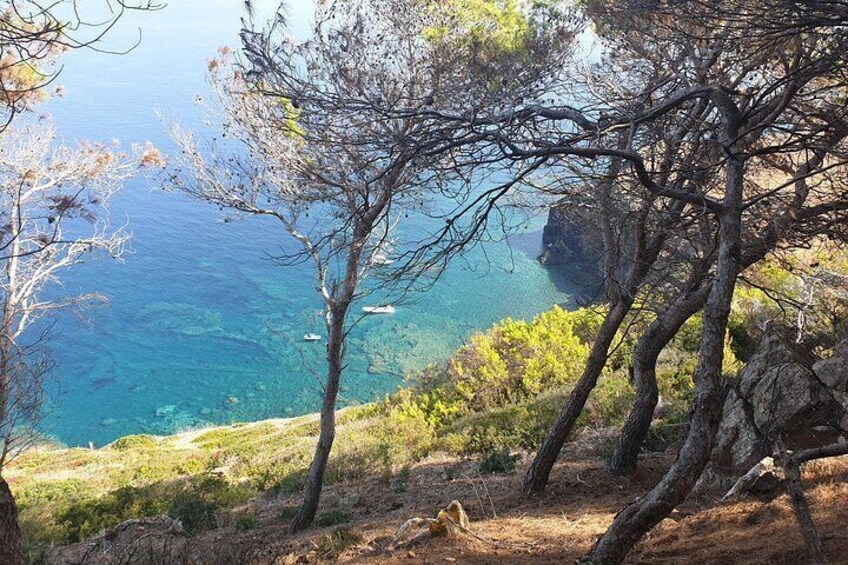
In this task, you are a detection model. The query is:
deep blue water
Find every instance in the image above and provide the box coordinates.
[37,0,575,446]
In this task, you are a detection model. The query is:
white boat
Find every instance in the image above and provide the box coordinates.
[303,333,322,342]
[362,305,395,314]
[372,253,396,266]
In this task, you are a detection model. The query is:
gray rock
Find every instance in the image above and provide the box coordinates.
[703,328,845,490]
[813,339,848,416]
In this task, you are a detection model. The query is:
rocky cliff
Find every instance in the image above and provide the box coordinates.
[539,203,595,268]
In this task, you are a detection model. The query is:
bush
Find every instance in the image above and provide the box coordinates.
[109,434,159,451]
[389,306,603,436]
[479,449,519,474]
[315,509,351,527]
[169,490,219,534]
[449,306,597,409]
[234,514,258,531]
[56,474,255,542]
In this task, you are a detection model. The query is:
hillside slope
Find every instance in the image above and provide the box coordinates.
[40,437,848,564]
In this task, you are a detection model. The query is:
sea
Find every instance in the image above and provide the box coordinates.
[35,0,577,446]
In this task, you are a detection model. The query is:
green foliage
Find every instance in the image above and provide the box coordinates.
[479,449,519,474]
[393,465,411,493]
[315,509,351,527]
[109,434,159,451]
[424,0,535,55]
[390,305,600,434]
[234,514,258,531]
[450,306,594,407]
[55,474,255,542]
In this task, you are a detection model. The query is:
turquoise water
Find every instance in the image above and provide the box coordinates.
[38,1,575,446]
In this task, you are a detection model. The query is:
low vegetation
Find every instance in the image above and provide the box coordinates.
[8,302,740,559]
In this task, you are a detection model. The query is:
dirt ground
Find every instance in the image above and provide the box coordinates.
[56,452,848,564]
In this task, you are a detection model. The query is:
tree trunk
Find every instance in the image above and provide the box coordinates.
[782,449,826,565]
[586,140,744,564]
[0,474,22,565]
[607,286,710,475]
[523,298,633,495]
[290,306,346,533]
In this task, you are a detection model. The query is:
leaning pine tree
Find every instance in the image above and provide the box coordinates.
[172,0,490,531]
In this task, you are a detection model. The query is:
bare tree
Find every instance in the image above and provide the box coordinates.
[0,121,157,565]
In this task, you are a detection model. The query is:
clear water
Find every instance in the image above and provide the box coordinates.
[37,0,576,447]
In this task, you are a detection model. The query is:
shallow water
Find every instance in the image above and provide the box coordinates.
[37,0,577,446]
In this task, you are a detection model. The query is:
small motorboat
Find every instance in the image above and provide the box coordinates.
[303,333,322,342]
[362,305,395,314]
[372,253,396,266]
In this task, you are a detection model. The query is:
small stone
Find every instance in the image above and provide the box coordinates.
[225,396,239,406]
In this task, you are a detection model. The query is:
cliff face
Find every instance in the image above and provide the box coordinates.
[539,203,593,268]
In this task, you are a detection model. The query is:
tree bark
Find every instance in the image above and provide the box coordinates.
[586,130,744,564]
[781,447,826,565]
[607,285,710,475]
[290,305,346,533]
[0,474,22,565]
[523,298,633,495]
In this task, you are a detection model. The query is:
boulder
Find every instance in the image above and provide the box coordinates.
[813,339,848,417]
[702,328,845,490]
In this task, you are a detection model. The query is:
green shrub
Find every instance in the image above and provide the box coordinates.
[315,509,351,527]
[479,449,519,474]
[452,389,564,454]
[277,505,299,521]
[393,465,410,493]
[109,434,159,451]
[582,374,636,428]
[234,514,258,531]
[55,474,255,542]
[449,306,596,409]
[169,491,219,534]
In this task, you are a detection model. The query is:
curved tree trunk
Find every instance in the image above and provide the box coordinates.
[607,285,710,476]
[0,474,22,565]
[523,298,633,495]
[290,306,346,533]
[586,147,744,564]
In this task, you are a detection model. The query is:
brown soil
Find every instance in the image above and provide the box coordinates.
[57,452,848,564]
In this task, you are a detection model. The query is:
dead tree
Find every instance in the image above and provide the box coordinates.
[0,122,154,565]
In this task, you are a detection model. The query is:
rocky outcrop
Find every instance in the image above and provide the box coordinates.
[813,340,848,423]
[701,328,848,491]
[539,203,595,267]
